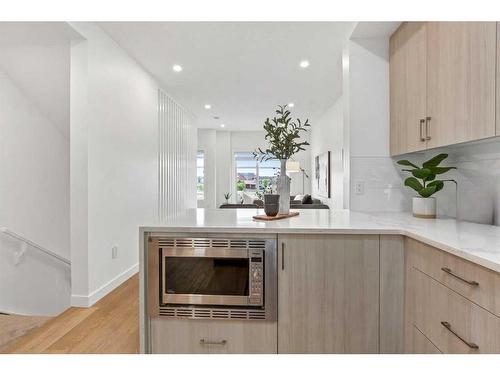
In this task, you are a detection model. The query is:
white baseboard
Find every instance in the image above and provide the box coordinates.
[71,263,138,307]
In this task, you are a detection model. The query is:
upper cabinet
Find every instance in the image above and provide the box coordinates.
[390,22,497,156]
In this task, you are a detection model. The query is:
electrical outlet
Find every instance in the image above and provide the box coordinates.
[112,246,118,259]
[354,181,365,195]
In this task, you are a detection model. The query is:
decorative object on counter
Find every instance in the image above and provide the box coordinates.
[263,194,280,217]
[397,153,456,219]
[314,151,330,198]
[252,211,300,221]
[223,192,232,204]
[253,104,310,215]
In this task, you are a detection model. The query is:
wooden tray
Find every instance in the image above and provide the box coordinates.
[252,211,300,221]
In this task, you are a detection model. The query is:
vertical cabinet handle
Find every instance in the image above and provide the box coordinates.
[441,321,479,349]
[419,119,426,141]
[425,116,432,140]
[281,242,285,270]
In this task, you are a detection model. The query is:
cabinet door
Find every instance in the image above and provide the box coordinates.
[389,22,427,155]
[427,22,496,148]
[497,22,500,136]
[277,234,379,353]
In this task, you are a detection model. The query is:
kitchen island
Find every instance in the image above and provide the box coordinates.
[140,209,500,354]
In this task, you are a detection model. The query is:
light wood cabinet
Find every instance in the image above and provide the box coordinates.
[390,22,427,155]
[150,318,277,354]
[412,325,441,354]
[277,234,379,353]
[405,238,500,354]
[406,238,500,318]
[497,22,500,136]
[390,22,497,155]
[426,22,496,148]
[413,268,500,354]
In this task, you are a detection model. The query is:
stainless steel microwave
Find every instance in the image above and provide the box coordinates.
[155,236,277,320]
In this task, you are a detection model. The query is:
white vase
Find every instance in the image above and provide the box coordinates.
[277,159,290,215]
[412,197,436,219]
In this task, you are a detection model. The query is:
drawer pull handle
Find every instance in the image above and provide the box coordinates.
[441,267,479,286]
[199,339,227,346]
[441,321,479,349]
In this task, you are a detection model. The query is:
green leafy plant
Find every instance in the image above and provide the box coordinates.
[397,153,456,198]
[253,104,310,161]
[236,180,245,192]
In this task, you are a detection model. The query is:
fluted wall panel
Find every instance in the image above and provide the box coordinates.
[158,89,196,219]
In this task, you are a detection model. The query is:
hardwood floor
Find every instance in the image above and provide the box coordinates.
[2,274,139,354]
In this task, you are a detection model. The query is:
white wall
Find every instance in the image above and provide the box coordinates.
[310,96,344,209]
[0,47,71,315]
[346,37,410,212]
[200,130,311,207]
[0,61,70,262]
[69,22,160,306]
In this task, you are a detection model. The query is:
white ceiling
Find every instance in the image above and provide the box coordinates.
[99,22,356,131]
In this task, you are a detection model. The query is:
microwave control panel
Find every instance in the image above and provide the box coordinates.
[249,249,264,305]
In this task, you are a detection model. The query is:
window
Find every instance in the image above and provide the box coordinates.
[234,152,280,203]
[197,151,204,201]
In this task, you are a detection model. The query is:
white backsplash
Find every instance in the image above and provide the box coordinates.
[350,156,412,212]
[391,139,500,226]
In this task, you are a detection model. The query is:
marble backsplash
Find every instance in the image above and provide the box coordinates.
[350,138,500,226]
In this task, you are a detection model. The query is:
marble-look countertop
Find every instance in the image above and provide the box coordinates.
[141,208,500,273]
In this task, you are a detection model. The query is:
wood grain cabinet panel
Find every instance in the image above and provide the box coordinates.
[150,318,277,354]
[406,238,500,318]
[497,22,500,136]
[413,268,500,354]
[426,22,496,147]
[277,234,379,353]
[412,325,441,354]
[390,22,427,155]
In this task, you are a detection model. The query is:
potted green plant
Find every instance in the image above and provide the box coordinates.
[397,153,456,218]
[254,104,310,215]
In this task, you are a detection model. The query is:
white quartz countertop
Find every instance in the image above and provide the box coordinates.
[141,208,500,273]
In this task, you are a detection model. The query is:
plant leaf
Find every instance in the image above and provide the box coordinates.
[397,160,418,169]
[404,177,423,192]
[423,153,448,168]
[411,168,432,179]
[419,185,437,198]
[428,166,456,174]
[427,180,444,193]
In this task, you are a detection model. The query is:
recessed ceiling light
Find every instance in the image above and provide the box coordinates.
[299,60,310,68]
[220,124,225,128]
[172,64,183,72]
[288,103,295,108]
[204,104,211,109]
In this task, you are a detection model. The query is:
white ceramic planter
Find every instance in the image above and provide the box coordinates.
[412,197,436,219]
[277,159,290,215]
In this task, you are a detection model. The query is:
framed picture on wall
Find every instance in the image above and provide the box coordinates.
[314,151,330,198]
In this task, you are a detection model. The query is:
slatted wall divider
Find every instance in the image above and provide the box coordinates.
[158,89,196,220]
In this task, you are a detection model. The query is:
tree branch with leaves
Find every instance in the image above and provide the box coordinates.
[253,104,311,161]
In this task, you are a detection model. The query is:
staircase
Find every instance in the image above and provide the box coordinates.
[0,228,71,317]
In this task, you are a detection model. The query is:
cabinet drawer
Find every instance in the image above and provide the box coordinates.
[150,318,277,354]
[413,268,500,353]
[412,325,441,354]
[406,238,500,317]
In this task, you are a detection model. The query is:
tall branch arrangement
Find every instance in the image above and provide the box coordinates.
[397,153,456,198]
[253,104,310,161]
